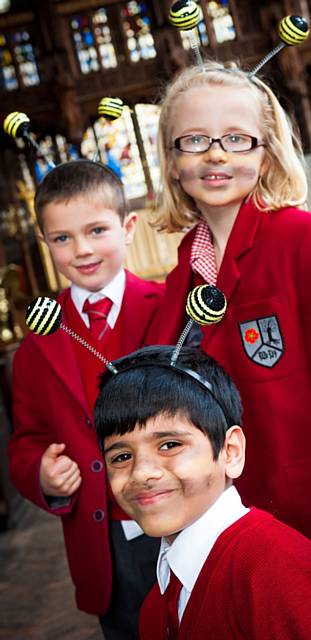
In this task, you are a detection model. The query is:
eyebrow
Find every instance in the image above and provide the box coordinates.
[47,220,110,235]
[103,430,193,455]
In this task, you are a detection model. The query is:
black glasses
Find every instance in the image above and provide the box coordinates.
[172,133,265,154]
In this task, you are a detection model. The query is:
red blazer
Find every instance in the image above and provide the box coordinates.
[139,509,311,640]
[154,200,311,538]
[8,271,164,615]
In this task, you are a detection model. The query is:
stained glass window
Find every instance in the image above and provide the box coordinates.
[71,9,117,74]
[13,29,40,86]
[181,1,235,51]
[207,1,235,43]
[121,1,156,62]
[71,14,100,74]
[82,107,148,200]
[93,8,117,69]
[0,33,18,90]
[0,29,39,90]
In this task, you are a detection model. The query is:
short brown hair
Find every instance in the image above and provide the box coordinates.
[35,160,129,232]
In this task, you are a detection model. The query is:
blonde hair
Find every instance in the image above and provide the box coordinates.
[155,60,308,232]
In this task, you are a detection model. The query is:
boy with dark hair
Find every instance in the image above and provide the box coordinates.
[95,345,311,640]
[8,160,163,639]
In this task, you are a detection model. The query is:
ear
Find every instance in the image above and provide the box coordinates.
[222,426,245,480]
[123,212,137,245]
[170,158,180,181]
[166,149,180,181]
[260,152,270,177]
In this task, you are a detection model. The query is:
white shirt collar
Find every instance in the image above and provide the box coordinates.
[70,269,126,328]
[157,486,249,597]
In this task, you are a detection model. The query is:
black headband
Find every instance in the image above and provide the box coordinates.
[110,358,233,428]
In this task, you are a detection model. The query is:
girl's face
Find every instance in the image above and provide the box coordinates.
[170,85,268,219]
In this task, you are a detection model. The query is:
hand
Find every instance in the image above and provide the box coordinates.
[39,443,82,497]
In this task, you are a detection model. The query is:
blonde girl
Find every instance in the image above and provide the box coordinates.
[154,60,311,539]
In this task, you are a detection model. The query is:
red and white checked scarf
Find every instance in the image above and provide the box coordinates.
[190,221,218,285]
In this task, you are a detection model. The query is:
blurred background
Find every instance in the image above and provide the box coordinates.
[0,1,310,637]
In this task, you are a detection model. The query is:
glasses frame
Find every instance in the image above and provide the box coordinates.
[171,134,266,154]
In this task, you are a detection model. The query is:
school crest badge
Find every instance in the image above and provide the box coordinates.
[239,315,284,368]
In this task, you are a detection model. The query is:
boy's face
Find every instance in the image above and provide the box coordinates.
[42,192,136,291]
[104,413,244,542]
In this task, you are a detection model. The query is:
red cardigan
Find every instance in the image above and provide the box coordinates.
[139,508,311,640]
[8,271,164,615]
[153,200,311,539]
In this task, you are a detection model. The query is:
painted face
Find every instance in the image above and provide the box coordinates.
[170,85,268,219]
[43,193,136,292]
[104,413,237,541]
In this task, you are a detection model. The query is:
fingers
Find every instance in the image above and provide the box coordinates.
[52,466,82,497]
[40,443,82,497]
[44,443,66,460]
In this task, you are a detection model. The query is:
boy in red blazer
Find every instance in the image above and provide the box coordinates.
[8,160,164,639]
[95,345,311,640]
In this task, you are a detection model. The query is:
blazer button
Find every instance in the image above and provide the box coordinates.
[85,417,92,428]
[91,460,104,473]
[93,509,105,522]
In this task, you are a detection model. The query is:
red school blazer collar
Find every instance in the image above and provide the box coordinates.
[120,269,162,353]
[216,198,263,300]
[158,200,264,344]
[180,199,263,298]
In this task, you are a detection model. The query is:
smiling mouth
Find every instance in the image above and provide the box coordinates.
[202,173,232,181]
[132,490,175,506]
[75,262,101,273]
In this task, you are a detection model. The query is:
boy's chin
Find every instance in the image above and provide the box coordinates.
[135,518,183,540]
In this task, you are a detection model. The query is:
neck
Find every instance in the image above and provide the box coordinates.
[197,202,241,269]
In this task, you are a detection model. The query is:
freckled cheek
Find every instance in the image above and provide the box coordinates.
[179,474,214,498]
[176,166,201,182]
[234,166,259,181]
[168,453,213,496]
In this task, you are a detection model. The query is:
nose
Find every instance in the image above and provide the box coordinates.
[202,141,228,162]
[74,235,93,257]
[130,453,163,485]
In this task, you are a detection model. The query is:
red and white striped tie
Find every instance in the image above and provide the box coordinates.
[83,297,113,340]
[165,570,183,639]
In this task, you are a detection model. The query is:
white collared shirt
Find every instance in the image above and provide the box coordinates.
[71,268,126,329]
[157,486,249,621]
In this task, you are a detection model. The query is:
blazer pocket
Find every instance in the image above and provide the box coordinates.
[230,295,300,382]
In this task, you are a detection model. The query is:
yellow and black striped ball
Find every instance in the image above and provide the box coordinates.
[98,97,124,121]
[169,0,201,31]
[26,297,62,336]
[279,15,309,46]
[186,284,227,326]
[3,111,30,139]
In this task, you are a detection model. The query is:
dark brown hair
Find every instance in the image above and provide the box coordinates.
[35,159,129,232]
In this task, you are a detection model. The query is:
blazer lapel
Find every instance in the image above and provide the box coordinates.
[204,200,263,342]
[218,200,261,298]
[121,272,157,352]
[31,304,90,416]
[155,229,195,345]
